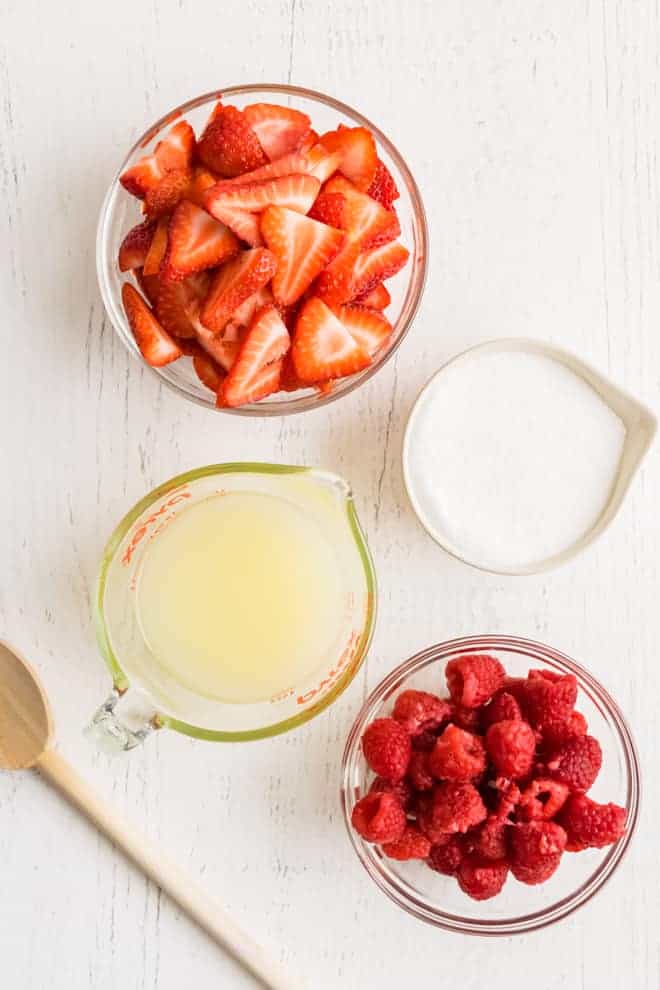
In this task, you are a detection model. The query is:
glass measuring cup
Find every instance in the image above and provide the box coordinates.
[87,464,376,752]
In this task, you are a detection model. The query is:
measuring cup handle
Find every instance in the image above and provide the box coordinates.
[85,688,157,754]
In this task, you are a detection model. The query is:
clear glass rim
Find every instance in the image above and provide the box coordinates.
[96,82,429,417]
[94,462,377,741]
[340,634,640,935]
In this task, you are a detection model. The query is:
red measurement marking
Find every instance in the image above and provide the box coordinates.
[296,631,360,706]
[121,491,191,565]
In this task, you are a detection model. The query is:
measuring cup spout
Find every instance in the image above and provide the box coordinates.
[85,688,157,754]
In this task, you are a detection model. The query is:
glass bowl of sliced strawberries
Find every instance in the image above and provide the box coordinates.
[97,84,428,413]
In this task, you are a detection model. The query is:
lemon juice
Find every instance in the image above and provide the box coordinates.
[134,490,347,704]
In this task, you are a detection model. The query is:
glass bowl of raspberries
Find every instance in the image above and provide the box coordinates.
[97,84,428,414]
[341,636,639,935]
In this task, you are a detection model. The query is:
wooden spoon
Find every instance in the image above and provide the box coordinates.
[0,640,300,990]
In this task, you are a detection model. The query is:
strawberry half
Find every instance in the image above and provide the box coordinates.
[162,201,239,280]
[292,296,371,383]
[122,283,182,366]
[197,106,267,178]
[204,174,320,218]
[155,271,211,338]
[243,103,311,161]
[352,281,391,310]
[260,205,344,307]
[191,314,244,371]
[351,240,410,298]
[221,304,290,407]
[367,159,400,210]
[338,304,392,356]
[230,285,274,327]
[120,121,195,198]
[206,203,263,246]
[143,168,192,219]
[317,175,400,248]
[217,360,282,408]
[313,239,362,308]
[319,125,378,191]
[304,145,343,184]
[118,219,156,271]
[200,248,277,332]
[142,216,170,276]
[134,268,161,306]
[193,352,225,393]
[210,152,310,189]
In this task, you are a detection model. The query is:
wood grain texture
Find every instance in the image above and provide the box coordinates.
[1,1,658,988]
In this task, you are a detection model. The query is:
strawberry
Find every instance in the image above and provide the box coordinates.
[313,240,362,308]
[192,352,225,393]
[260,205,344,306]
[187,166,219,207]
[118,219,156,272]
[155,271,211,338]
[121,283,182,366]
[209,152,310,189]
[319,124,378,191]
[134,268,161,306]
[191,314,243,371]
[353,282,391,310]
[217,360,282,407]
[142,216,170,275]
[206,203,263,246]
[243,103,311,161]
[292,296,371,383]
[304,145,343,184]
[279,352,306,392]
[221,305,290,407]
[338,305,392,356]
[143,168,192,219]
[200,248,277,332]
[351,240,410,298]
[204,174,320,218]
[120,121,195,198]
[162,201,239,280]
[318,175,400,248]
[230,285,274,327]
[298,129,320,153]
[367,159,400,209]
[197,106,267,177]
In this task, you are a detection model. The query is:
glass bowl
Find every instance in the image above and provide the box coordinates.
[340,635,639,935]
[96,83,428,416]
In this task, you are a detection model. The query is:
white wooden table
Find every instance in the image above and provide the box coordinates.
[1,2,658,987]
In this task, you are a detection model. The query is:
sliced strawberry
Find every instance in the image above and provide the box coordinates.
[120,121,195,198]
[298,129,319,154]
[209,152,309,189]
[175,336,205,358]
[230,285,274,327]
[217,359,282,407]
[314,239,362,308]
[260,205,344,307]
[155,271,210,338]
[304,145,343,184]
[134,267,161,306]
[122,283,182,366]
[353,282,391,310]
[187,166,219,207]
[319,125,378,191]
[200,248,277,332]
[279,352,306,391]
[197,106,267,178]
[351,240,410,298]
[205,174,320,218]
[292,296,371,383]
[222,305,290,407]
[308,191,345,229]
[162,201,239,280]
[143,168,193,219]
[193,352,225,392]
[205,202,263,246]
[118,219,156,272]
[192,314,244,371]
[339,305,392,356]
[322,175,400,247]
[243,103,311,161]
[142,216,170,276]
[367,159,400,209]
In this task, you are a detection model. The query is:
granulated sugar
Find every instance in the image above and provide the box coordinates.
[405,346,626,572]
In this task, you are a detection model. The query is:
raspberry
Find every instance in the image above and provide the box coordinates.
[546,735,602,793]
[445,653,505,708]
[369,776,412,809]
[482,691,522,729]
[423,782,487,835]
[528,668,563,683]
[407,751,435,791]
[518,778,569,821]
[492,779,521,820]
[362,718,411,782]
[542,711,588,748]
[523,673,577,729]
[509,821,567,884]
[558,794,626,850]
[429,725,486,782]
[412,729,439,752]
[465,816,509,860]
[457,856,509,900]
[450,705,483,733]
[392,689,451,735]
[427,836,464,875]
[381,825,432,861]
[351,792,407,844]
[485,720,536,779]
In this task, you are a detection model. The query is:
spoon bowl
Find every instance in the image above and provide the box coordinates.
[0,640,53,769]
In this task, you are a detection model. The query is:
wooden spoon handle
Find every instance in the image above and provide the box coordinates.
[36,748,300,990]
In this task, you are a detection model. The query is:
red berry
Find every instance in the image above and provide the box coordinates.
[362,718,411,782]
[445,654,505,708]
[509,821,567,884]
[492,779,521,820]
[528,668,563,683]
[482,691,522,729]
[457,856,509,901]
[351,792,407,844]
[381,825,432,861]
[429,724,486,782]
[412,729,439,752]
[392,689,452,736]
[523,673,577,730]
[423,782,487,835]
[485,720,536,779]
[546,735,602,793]
[542,711,588,748]
[427,836,464,875]
[518,777,570,821]
[408,751,435,791]
[558,794,627,850]
[368,776,412,809]
[450,705,483,733]
[465,816,509,860]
